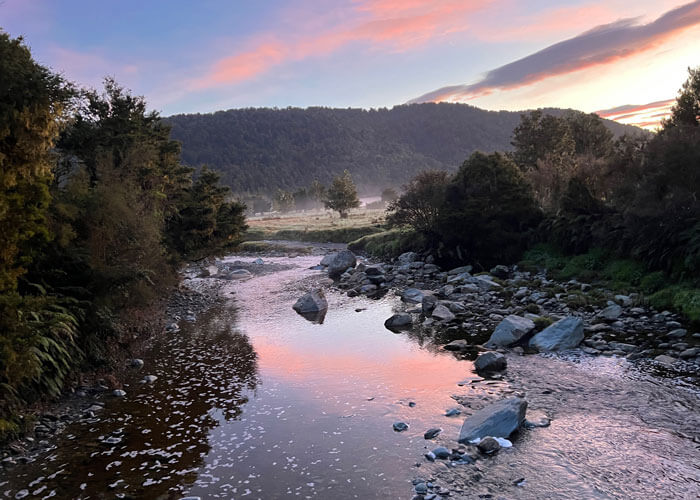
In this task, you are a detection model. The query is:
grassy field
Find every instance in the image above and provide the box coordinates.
[244,209,387,243]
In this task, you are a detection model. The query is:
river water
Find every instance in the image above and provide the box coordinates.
[1,253,699,499]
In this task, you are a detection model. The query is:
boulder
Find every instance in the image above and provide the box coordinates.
[474,352,507,373]
[365,265,383,276]
[432,304,456,322]
[486,315,535,347]
[598,304,623,321]
[489,265,509,279]
[385,313,412,330]
[292,290,328,314]
[448,265,473,275]
[654,354,677,366]
[397,252,419,264]
[401,288,428,304]
[422,294,438,315]
[458,397,527,444]
[320,253,336,267]
[424,428,442,439]
[477,436,501,454]
[327,250,357,278]
[529,316,584,351]
[472,275,502,291]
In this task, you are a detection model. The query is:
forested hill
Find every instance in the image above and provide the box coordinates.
[165,103,642,194]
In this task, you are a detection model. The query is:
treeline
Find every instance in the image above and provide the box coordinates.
[384,67,700,320]
[0,33,247,437]
[166,103,640,194]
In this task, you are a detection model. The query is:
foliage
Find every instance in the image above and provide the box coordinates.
[348,229,426,258]
[386,170,449,237]
[665,66,700,128]
[165,104,637,194]
[381,187,398,203]
[323,170,360,218]
[436,152,541,268]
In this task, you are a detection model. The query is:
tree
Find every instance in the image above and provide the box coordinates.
[273,189,296,212]
[309,179,326,209]
[437,152,541,267]
[511,110,575,172]
[0,33,73,294]
[324,170,360,218]
[386,170,449,236]
[665,66,700,129]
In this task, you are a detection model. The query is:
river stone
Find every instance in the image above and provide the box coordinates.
[474,352,507,373]
[431,446,450,459]
[398,252,419,264]
[432,304,456,322]
[472,275,502,291]
[402,288,429,303]
[129,358,144,369]
[327,250,357,278]
[667,328,687,339]
[393,421,409,432]
[448,265,473,275]
[443,339,468,351]
[141,375,158,384]
[458,397,527,444]
[490,265,509,279]
[445,408,462,417]
[112,389,126,397]
[654,354,677,366]
[477,436,501,454]
[320,253,336,267]
[424,428,442,439]
[385,313,412,330]
[598,304,623,321]
[486,315,535,347]
[292,290,328,314]
[529,316,584,351]
[227,269,253,279]
[422,294,438,315]
[459,398,527,444]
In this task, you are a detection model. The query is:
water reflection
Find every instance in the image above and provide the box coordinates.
[4,307,258,499]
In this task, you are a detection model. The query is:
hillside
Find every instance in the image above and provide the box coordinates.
[165,103,644,194]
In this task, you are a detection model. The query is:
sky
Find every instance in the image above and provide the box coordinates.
[2,0,699,129]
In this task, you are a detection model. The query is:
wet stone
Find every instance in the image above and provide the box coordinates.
[424,428,442,439]
[431,447,450,459]
[393,422,409,432]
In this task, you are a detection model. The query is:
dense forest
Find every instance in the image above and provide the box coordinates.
[0,32,247,438]
[166,104,642,194]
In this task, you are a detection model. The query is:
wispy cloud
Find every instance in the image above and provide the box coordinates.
[192,0,491,89]
[409,0,700,103]
[596,98,675,129]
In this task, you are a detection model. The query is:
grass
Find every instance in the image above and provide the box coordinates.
[519,243,700,325]
[244,209,386,243]
[347,229,426,258]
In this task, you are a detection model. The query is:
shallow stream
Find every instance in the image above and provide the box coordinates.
[1,253,699,499]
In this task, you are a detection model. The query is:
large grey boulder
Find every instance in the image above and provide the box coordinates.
[448,265,473,275]
[432,304,456,322]
[458,397,527,444]
[327,250,357,278]
[401,288,428,304]
[474,352,507,373]
[471,275,502,291]
[529,316,584,351]
[598,304,623,321]
[384,313,413,330]
[292,290,328,314]
[320,253,337,267]
[486,315,535,347]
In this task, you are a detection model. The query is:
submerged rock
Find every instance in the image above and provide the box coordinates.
[529,316,584,351]
[458,397,527,444]
[443,339,468,351]
[393,421,409,432]
[474,351,507,373]
[424,427,442,439]
[486,315,536,347]
[112,389,126,397]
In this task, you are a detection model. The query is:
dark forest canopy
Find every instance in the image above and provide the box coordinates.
[166,103,643,195]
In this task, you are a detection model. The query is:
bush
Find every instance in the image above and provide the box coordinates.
[437,152,541,267]
[348,229,426,258]
[641,271,667,293]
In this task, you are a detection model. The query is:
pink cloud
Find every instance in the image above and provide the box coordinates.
[193,0,491,89]
[410,0,700,103]
[596,98,674,129]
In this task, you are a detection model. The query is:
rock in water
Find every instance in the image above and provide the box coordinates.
[529,316,584,351]
[474,352,507,373]
[393,421,409,432]
[320,253,337,267]
[443,339,468,351]
[327,250,357,278]
[292,290,328,314]
[424,428,442,439]
[112,389,126,397]
[458,397,527,444]
[477,436,501,454]
[486,315,536,347]
[384,313,412,330]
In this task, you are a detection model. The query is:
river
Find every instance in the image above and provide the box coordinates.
[1,253,699,499]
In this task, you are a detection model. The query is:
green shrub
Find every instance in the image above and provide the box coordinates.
[533,316,554,331]
[348,229,425,258]
[640,271,667,293]
[604,259,646,286]
[556,248,607,281]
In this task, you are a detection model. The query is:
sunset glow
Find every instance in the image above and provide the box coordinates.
[2,0,698,128]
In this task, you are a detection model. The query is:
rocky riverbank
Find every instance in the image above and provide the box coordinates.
[309,248,700,499]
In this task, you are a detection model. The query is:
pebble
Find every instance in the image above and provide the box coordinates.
[393,422,409,432]
[141,375,158,384]
[431,446,450,459]
[445,408,462,417]
[424,428,442,439]
[112,389,126,397]
[414,482,428,494]
[477,437,501,454]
